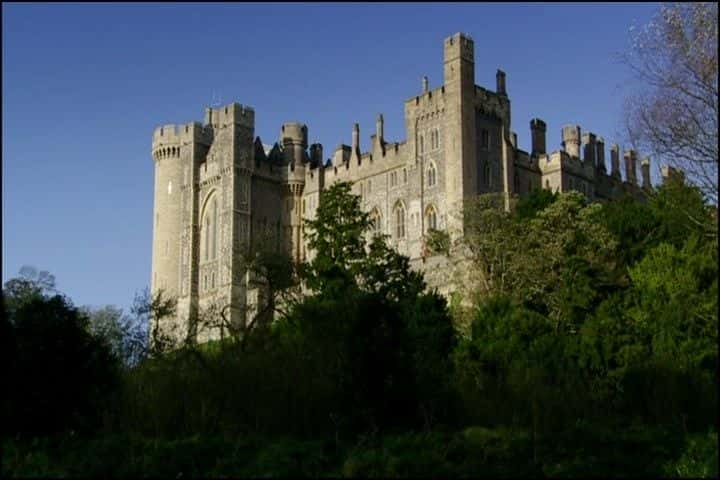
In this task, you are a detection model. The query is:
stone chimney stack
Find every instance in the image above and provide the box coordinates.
[422,76,429,93]
[496,69,507,96]
[596,137,606,171]
[376,114,384,143]
[351,123,359,153]
[610,144,621,179]
[561,125,581,158]
[641,157,651,189]
[530,118,547,156]
[624,149,638,184]
[582,132,597,166]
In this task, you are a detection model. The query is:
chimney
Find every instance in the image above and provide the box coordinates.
[610,144,621,179]
[496,69,507,96]
[561,125,581,158]
[596,137,606,171]
[422,76,429,93]
[641,157,651,189]
[376,114,384,143]
[582,132,597,166]
[530,118,547,156]
[624,149,638,184]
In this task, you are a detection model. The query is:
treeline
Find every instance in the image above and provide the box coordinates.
[2,179,717,477]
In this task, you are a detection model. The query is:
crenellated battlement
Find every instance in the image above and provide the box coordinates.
[204,102,254,129]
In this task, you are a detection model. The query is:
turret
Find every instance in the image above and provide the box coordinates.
[641,157,651,189]
[610,144,621,179]
[624,149,638,184]
[280,122,308,167]
[530,118,547,156]
[561,125,581,158]
[496,69,507,96]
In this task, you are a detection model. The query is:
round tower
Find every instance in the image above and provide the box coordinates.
[561,124,581,158]
[280,122,308,262]
[151,125,185,311]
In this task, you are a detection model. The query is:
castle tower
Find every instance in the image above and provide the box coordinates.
[151,126,184,334]
[561,125,581,158]
[530,118,547,156]
[280,122,308,262]
[443,32,476,234]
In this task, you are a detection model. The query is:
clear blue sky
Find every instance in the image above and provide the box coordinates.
[3,2,660,312]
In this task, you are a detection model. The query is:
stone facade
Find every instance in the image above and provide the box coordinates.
[150,32,650,342]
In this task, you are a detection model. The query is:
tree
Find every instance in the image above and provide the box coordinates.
[3,269,120,436]
[83,305,147,368]
[623,2,718,203]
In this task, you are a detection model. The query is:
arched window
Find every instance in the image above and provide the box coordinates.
[201,194,219,262]
[419,135,424,154]
[369,207,382,234]
[425,205,438,232]
[427,162,437,187]
[393,202,406,239]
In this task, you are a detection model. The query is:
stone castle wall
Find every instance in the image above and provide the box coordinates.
[150,32,651,342]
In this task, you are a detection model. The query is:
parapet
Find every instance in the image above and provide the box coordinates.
[280,122,308,147]
[204,102,254,129]
[152,122,212,160]
[444,32,474,63]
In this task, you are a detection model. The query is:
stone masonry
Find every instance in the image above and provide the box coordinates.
[150,32,652,342]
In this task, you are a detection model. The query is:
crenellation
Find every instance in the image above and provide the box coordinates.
[150,31,661,345]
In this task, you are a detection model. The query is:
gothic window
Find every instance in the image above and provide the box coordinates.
[427,162,437,187]
[369,207,382,234]
[425,205,438,232]
[393,202,406,239]
[201,194,218,263]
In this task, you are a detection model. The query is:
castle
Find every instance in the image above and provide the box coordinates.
[151,32,653,342]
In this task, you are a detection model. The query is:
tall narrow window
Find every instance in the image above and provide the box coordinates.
[211,199,218,260]
[393,202,406,239]
[425,205,438,231]
[427,162,437,187]
[369,208,382,234]
[484,162,491,187]
[481,129,489,149]
[403,168,407,184]
[419,135,424,154]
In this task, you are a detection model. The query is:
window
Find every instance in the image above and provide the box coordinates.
[390,171,397,187]
[425,205,438,231]
[427,162,437,187]
[481,129,489,149]
[393,202,406,239]
[419,135,424,154]
[211,272,215,289]
[167,180,173,195]
[431,129,439,149]
[403,168,407,184]
[201,194,218,262]
[369,208,382,234]
[484,162,491,187]
[368,179,372,193]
